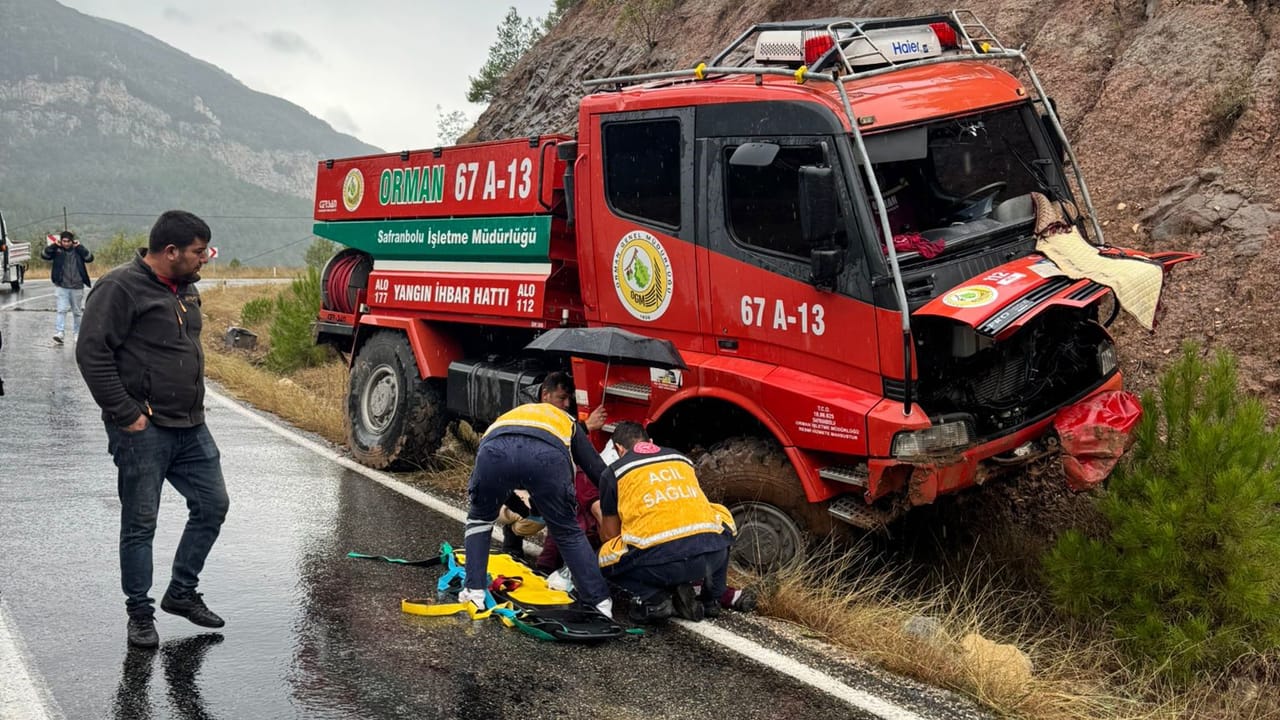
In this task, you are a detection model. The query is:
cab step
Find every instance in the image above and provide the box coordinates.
[818,464,869,487]
[603,382,651,401]
[827,495,904,531]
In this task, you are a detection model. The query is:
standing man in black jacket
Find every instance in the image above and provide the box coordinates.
[40,230,93,344]
[76,210,228,649]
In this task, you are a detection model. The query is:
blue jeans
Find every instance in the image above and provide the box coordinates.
[463,434,610,605]
[54,286,84,335]
[106,422,229,619]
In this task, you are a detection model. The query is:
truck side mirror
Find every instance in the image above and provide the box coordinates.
[810,247,844,289]
[729,142,780,167]
[799,166,843,287]
[799,165,837,242]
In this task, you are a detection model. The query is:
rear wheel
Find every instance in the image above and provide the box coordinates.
[695,436,840,572]
[346,330,445,470]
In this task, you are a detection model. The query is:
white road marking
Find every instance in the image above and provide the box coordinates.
[0,599,58,720]
[205,389,928,720]
[0,290,56,310]
[678,621,925,720]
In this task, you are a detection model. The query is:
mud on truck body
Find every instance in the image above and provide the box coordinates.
[314,12,1166,568]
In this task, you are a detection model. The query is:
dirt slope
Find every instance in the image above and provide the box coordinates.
[474,0,1280,408]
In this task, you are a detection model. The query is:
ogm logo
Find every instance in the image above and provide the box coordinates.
[342,169,364,212]
[942,284,998,309]
[612,230,673,321]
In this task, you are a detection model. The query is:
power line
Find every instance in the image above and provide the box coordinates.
[6,214,67,232]
[238,234,318,263]
[6,210,313,233]
[7,209,322,263]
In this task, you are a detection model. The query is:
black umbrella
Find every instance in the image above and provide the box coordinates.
[524,327,688,370]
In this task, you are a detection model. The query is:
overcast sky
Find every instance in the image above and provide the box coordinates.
[59,0,556,151]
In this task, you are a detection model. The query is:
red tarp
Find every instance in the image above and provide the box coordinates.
[1054,390,1143,491]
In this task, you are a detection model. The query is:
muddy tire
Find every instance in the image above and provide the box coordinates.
[346,330,446,470]
[695,436,839,571]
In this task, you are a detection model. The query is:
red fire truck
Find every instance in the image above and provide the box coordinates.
[313,13,1162,567]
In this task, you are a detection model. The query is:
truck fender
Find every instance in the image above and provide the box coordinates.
[354,317,462,380]
[650,387,826,502]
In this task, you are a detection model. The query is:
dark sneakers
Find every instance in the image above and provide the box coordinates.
[672,583,705,621]
[729,587,758,613]
[127,617,159,648]
[628,594,674,624]
[160,591,225,628]
[700,586,759,617]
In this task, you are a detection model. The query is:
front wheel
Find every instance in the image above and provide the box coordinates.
[346,330,445,470]
[696,436,840,572]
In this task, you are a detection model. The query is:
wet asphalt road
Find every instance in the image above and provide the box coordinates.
[0,287,982,720]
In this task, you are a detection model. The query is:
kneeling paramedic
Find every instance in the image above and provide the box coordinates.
[461,372,614,617]
[598,422,738,622]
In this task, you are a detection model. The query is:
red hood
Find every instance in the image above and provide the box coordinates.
[913,254,1108,339]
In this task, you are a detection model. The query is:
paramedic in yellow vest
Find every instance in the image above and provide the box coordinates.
[460,372,614,617]
[598,422,736,622]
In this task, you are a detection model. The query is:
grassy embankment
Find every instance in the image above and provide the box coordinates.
[198,282,1273,720]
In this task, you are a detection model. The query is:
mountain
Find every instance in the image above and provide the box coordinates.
[0,0,380,265]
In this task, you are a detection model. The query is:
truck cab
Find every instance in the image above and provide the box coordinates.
[314,12,1160,569]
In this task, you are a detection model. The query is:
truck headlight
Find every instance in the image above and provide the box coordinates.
[891,420,972,457]
[1096,342,1118,376]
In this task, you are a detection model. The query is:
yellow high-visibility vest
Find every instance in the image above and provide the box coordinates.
[598,448,735,568]
[485,403,575,446]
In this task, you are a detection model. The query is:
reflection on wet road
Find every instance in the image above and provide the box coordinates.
[1,290,970,720]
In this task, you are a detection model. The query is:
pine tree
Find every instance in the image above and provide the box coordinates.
[435,105,471,146]
[466,8,543,104]
[1044,344,1280,682]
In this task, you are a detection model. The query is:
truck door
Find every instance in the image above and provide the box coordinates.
[701,136,882,391]
[587,109,704,350]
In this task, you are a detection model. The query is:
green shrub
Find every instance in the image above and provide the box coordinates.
[303,238,338,270]
[94,232,145,269]
[240,297,274,326]
[265,266,328,373]
[594,0,677,49]
[1203,76,1250,148]
[1044,344,1280,682]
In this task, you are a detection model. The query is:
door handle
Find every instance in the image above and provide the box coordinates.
[718,339,738,351]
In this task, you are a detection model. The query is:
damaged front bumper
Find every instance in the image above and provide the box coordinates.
[864,373,1136,504]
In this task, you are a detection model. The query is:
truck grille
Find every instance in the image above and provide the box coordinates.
[973,352,1029,404]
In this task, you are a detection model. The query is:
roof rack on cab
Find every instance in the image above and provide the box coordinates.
[579,10,1098,245]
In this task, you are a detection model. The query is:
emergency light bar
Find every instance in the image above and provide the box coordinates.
[754,24,950,68]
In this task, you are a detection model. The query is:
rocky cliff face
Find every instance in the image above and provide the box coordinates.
[475,0,1280,402]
